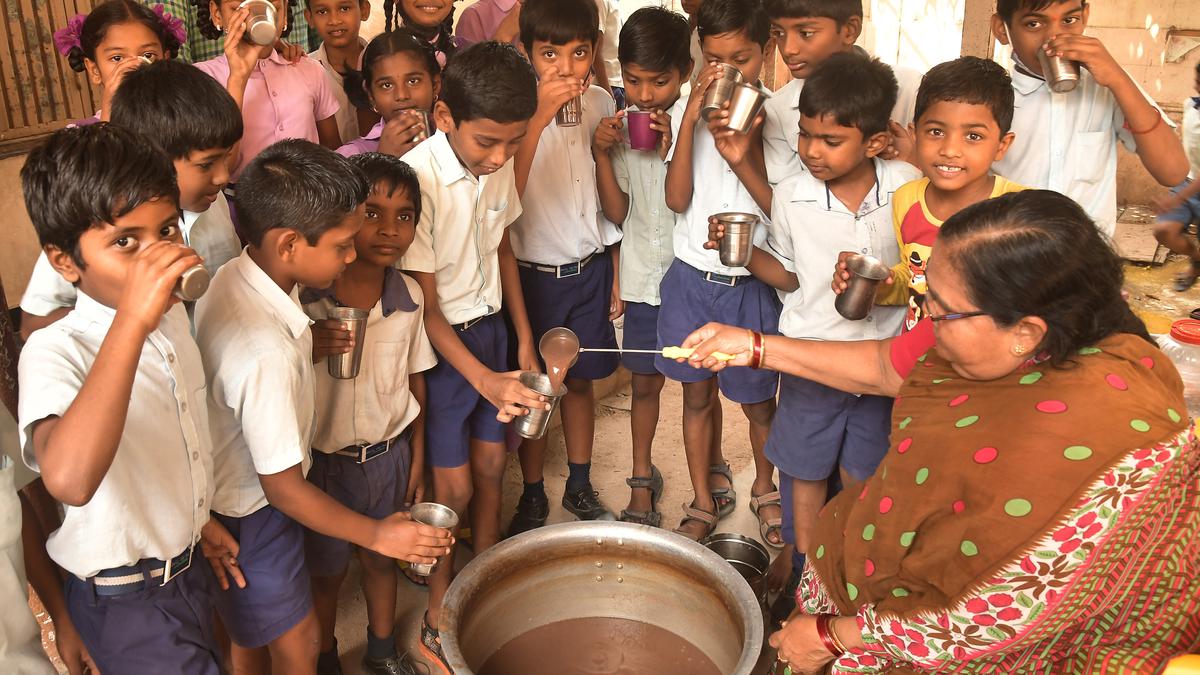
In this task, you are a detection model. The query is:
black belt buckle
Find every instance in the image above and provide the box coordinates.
[556,261,581,278]
[161,544,193,585]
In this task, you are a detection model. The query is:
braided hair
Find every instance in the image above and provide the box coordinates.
[193,0,296,42]
[384,0,456,61]
[66,0,182,73]
[343,28,441,111]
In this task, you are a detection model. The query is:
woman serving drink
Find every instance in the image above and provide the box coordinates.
[682,191,1200,673]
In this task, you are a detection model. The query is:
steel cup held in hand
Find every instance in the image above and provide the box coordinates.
[514,372,567,440]
[409,502,459,576]
[700,63,743,121]
[724,83,769,134]
[239,0,278,46]
[835,254,892,321]
[174,265,210,301]
[627,110,660,151]
[1036,44,1079,93]
[328,307,368,379]
[713,212,759,268]
[556,95,583,127]
[411,109,434,142]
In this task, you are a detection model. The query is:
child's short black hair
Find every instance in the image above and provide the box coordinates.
[110,60,242,160]
[350,152,422,222]
[996,0,1087,24]
[762,0,863,26]
[234,140,369,248]
[797,52,896,137]
[21,124,179,267]
[697,0,770,47]
[441,41,538,125]
[914,57,1015,134]
[619,7,692,75]
[519,0,600,54]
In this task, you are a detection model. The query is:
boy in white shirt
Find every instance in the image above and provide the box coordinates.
[397,41,546,673]
[19,59,243,339]
[306,0,374,143]
[710,50,917,601]
[302,153,438,675]
[195,140,451,671]
[990,0,1188,236]
[17,124,229,674]
[661,0,783,545]
[507,0,622,534]
[593,5,691,528]
[761,0,921,186]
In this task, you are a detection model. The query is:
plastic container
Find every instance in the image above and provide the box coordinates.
[1156,319,1200,419]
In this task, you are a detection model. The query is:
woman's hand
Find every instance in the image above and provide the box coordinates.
[769,615,836,674]
[680,322,755,371]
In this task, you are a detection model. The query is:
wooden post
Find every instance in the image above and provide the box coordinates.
[961,0,998,58]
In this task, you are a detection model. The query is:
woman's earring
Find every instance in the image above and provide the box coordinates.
[1012,344,1028,356]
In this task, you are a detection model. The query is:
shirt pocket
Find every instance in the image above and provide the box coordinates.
[373,341,408,396]
[480,206,509,255]
[1073,131,1110,185]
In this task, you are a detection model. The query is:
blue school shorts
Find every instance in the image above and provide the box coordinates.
[1156,179,1200,229]
[621,301,661,375]
[425,312,508,468]
[655,260,781,404]
[304,435,412,577]
[519,251,620,381]
[65,555,221,675]
[765,373,892,483]
[212,505,313,648]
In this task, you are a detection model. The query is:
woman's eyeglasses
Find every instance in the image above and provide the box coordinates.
[922,296,988,323]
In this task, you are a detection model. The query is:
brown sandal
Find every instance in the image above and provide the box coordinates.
[619,465,664,527]
[709,463,736,518]
[672,499,718,541]
[750,489,785,549]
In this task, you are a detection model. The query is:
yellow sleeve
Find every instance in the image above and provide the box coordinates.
[875,262,912,306]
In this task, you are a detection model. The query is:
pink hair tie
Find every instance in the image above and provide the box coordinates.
[52,13,86,57]
[152,4,187,46]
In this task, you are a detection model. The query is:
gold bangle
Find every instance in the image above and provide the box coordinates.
[827,617,849,654]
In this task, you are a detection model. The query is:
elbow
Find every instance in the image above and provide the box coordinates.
[43,473,94,507]
[665,193,687,214]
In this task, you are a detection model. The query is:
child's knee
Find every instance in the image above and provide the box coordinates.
[358,548,395,576]
[631,373,665,400]
[741,398,776,427]
[470,445,507,482]
[1154,219,1184,242]
[681,380,716,413]
[435,471,474,511]
[565,377,593,396]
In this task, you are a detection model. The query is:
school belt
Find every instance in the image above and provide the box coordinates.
[88,541,196,596]
[701,271,746,287]
[516,250,599,278]
[454,311,496,332]
[333,431,406,464]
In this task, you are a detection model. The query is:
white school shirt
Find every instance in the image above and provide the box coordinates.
[0,455,55,675]
[768,159,918,341]
[309,40,366,145]
[611,119,674,305]
[666,91,767,276]
[17,294,212,578]
[195,250,315,518]
[994,65,1171,237]
[301,269,437,452]
[596,0,623,90]
[510,86,621,265]
[20,193,242,317]
[1183,97,1200,179]
[762,59,922,186]
[400,132,523,325]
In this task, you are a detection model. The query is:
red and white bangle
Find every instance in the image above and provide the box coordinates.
[749,330,764,369]
[815,614,846,657]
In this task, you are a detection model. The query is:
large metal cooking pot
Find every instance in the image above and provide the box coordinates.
[440,521,764,674]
